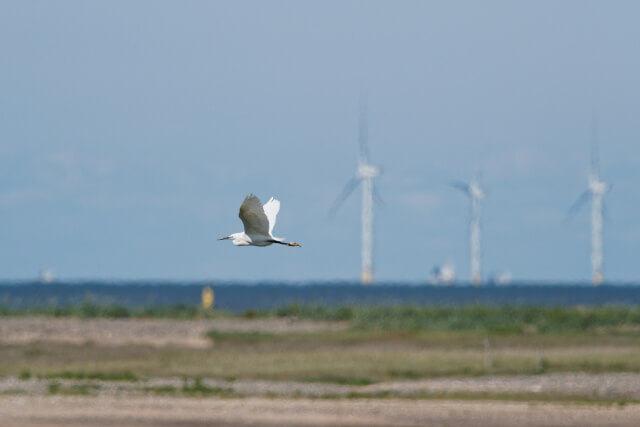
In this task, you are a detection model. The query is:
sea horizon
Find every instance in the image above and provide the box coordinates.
[2,280,640,312]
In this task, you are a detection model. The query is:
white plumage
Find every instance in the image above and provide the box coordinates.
[219,194,301,247]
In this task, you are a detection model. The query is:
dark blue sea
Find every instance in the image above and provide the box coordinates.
[1,281,640,313]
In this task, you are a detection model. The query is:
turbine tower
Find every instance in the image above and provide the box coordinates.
[330,96,381,284]
[452,176,485,285]
[569,120,611,285]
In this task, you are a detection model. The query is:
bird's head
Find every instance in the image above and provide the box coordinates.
[218,233,244,243]
[288,242,301,248]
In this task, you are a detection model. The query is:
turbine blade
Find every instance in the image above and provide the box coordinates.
[358,92,370,164]
[473,170,484,185]
[590,115,600,178]
[328,176,361,217]
[566,190,590,221]
[450,181,470,196]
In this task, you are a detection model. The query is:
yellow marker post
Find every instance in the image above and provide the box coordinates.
[202,286,214,310]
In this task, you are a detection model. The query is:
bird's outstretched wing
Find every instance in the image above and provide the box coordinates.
[262,197,281,235]
[239,194,270,236]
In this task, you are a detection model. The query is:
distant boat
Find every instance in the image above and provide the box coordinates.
[38,269,55,284]
[488,271,512,286]
[430,264,456,285]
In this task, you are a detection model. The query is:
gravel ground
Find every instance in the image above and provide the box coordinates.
[363,373,640,399]
[0,395,638,427]
[2,373,640,399]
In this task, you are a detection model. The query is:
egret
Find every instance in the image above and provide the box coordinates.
[219,194,301,247]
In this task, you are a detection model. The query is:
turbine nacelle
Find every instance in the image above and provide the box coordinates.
[451,178,485,200]
[469,181,485,200]
[357,164,381,180]
[588,176,610,196]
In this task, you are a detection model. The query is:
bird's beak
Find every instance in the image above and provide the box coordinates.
[218,236,231,240]
[288,242,301,247]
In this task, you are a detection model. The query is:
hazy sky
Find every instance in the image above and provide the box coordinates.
[1,1,640,282]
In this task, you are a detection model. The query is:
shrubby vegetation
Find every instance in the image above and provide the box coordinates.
[2,301,640,333]
[0,302,223,319]
[267,304,640,333]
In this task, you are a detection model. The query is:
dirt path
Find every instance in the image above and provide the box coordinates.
[0,316,344,348]
[0,395,637,427]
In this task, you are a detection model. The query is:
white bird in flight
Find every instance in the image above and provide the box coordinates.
[219,194,301,247]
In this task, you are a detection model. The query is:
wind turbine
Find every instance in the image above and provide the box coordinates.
[569,120,611,286]
[329,96,382,284]
[451,175,485,285]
